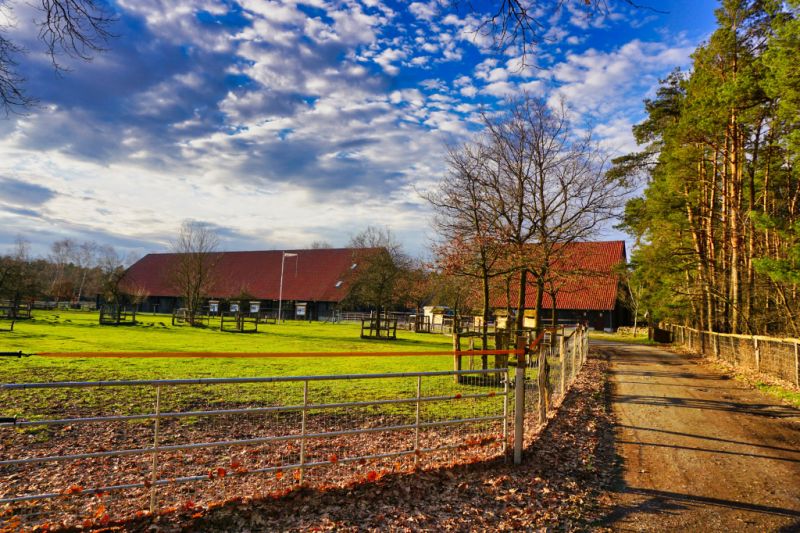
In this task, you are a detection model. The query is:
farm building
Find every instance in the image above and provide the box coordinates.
[492,240,629,331]
[121,248,371,320]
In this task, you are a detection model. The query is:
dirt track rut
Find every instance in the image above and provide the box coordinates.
[598,341,800,532]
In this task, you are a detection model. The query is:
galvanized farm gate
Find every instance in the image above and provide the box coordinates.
[0,328,589,529]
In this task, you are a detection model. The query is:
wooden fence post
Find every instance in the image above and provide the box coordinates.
[513,335,526,465]
[713,332,719,359]
[795,342,799,387]
[754,337,760,372]
[453,331,461,384]
[559,334,566,396]
[537,342,548,423]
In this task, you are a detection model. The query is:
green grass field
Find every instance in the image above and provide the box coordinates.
[3,310,456,353]
[0,311,503,418]
[0,310,461,383]
[588,330,656,345]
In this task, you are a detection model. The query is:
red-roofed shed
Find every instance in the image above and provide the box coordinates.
[122,248,368,320]
[492,241,628,330]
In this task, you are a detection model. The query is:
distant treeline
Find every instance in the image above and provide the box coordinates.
[0,238,133,307]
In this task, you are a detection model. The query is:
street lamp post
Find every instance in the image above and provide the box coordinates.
[278,252,298,323]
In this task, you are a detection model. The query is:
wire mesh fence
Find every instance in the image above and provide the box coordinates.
[0,330,591,530]
[668,324,800,387]
[519,327,587,448]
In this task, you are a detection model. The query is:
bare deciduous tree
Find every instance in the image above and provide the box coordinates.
[469,95,626,413]
[344,226,412,334]
[0,0,115,113]
[170,220,220,326]
[456,1,660,66]
[69,240,97,302]
[429,94,627,412]
[0,238,39,312]
[96,243,125,306]
[425,142,508,350]
[617,262,645,335]
[480,96,625,333]
[48,238,73,304]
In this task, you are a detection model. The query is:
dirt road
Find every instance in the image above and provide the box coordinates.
[597,341,800,532]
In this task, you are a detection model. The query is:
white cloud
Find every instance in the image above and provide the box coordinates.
[0,0,706,258]
[594,117,638,154]
[420,78,448,91]
[549,40,694,115]
[409,1,437,21]
[483,81,517,97]
[374,47,407,75]
[460,85,478,98]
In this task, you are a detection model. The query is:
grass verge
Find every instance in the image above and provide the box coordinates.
[588,331,656,345]
[753,382,800,409]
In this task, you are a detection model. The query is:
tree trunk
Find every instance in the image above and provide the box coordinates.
[481,267,490,351]
[535,276,545,337]
[515,268,527,333]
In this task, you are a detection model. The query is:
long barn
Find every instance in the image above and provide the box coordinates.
[121,248,367,320]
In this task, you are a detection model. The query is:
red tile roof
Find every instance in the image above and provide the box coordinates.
[122,248,374,302]
[492,241,626,311]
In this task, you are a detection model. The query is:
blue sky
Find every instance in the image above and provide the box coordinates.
[0,0,718,259]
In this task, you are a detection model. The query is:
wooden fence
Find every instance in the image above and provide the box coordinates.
[667,324,800,387]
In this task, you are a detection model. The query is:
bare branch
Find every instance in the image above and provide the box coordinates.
[0,0,116,113]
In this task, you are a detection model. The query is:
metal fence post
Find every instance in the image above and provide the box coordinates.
[149,385,161,514]
[414,375,422,466]
[513,335,526,465]
[299,380,308,483]
[559,334,566,396]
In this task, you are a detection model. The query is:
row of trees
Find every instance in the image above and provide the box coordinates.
[614,0,799,336]
[426,95,627,349]
[0,238,132,308]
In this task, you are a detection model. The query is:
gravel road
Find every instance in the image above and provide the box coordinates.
[598,341,800,532]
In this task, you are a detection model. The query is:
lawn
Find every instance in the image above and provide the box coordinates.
[588,330,656,345]
[0,310,460,382]
[0,310,503,418]
[3,309,456,354]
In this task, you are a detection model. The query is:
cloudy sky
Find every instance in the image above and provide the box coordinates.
[0,0,718,259]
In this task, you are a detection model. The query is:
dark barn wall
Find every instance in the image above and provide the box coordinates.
[138,296,180,314]
[134,295,338,322]
[538,307,626,330]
